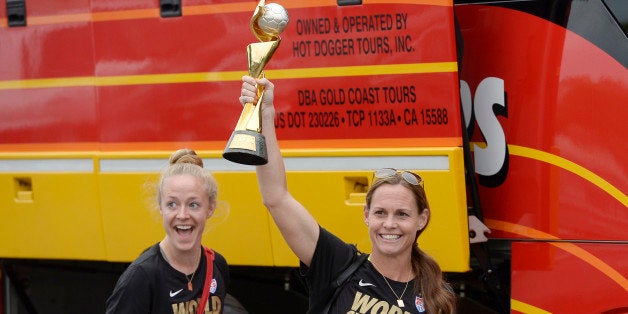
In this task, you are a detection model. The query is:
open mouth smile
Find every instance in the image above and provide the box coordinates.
[380,234,401,240]
[175,225,194,235]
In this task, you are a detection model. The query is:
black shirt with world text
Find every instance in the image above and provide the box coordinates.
[302,227,427,314]
[106,243,228,314]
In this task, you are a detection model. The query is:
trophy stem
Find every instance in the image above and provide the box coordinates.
[235,103,257,131]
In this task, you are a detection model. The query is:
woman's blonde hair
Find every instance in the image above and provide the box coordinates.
[157,148,218,209]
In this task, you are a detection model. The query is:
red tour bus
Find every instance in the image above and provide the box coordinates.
[0,0,626,312]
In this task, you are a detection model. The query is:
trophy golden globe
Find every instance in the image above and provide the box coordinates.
[223,1,289,165]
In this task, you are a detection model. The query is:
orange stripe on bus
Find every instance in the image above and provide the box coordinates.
[486,219,628,292]
[91,9,158,22]
[506,144,628,208]
[0,63,457,90]
[277,137,461,149]
[28,13,94,25]
[0,138,460,154]
[98,141,226,152]
[185,3,259,16]
[0,142,102,153]
[0,142,219,153]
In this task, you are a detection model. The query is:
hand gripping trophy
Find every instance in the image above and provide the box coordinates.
[223,1,289,165]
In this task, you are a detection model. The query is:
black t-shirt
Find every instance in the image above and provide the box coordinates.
[106,243,229,314]
[302,228,427,314]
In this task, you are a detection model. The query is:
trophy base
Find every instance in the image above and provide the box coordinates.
[223,130,268,165]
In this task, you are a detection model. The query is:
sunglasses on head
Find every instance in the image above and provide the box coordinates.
[373,168,424,187]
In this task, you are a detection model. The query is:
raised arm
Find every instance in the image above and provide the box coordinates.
[240,76,319,266]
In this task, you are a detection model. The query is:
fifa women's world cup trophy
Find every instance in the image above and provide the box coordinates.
[223,1,289,165]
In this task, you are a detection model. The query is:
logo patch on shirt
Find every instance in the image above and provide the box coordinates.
[415,296,425,313]
[169,288,183,297]
[210,278,217,294]
[358,279,376,287]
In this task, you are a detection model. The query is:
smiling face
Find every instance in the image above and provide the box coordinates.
[364,183,429,258]
[159,174,215,253]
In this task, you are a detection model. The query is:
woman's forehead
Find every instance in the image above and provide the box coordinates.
[162,174,204,190]
[370,184,417,207]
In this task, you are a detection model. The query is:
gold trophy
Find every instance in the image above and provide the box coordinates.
[223,1,289,165]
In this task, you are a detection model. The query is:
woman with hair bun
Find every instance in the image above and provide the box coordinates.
[106,148,230,314]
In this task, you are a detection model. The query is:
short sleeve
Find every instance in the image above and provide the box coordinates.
[105,264,152,313]
[301,227,360,313]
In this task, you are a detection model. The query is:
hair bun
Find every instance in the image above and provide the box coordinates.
[169,148,203,168]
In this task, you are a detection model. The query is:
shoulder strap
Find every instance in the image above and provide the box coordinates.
[198,247,214,314]
[321,253,369,313]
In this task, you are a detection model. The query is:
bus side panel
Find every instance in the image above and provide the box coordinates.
[456,1,628,311]
[2,2,463,146]
[0,1,470,311]
[0,171,106,260]
[0,0,469,271]
[511,242,628,313]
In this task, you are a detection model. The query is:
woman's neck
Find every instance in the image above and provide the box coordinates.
[369,252,415,282]
[159,240,200,275]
